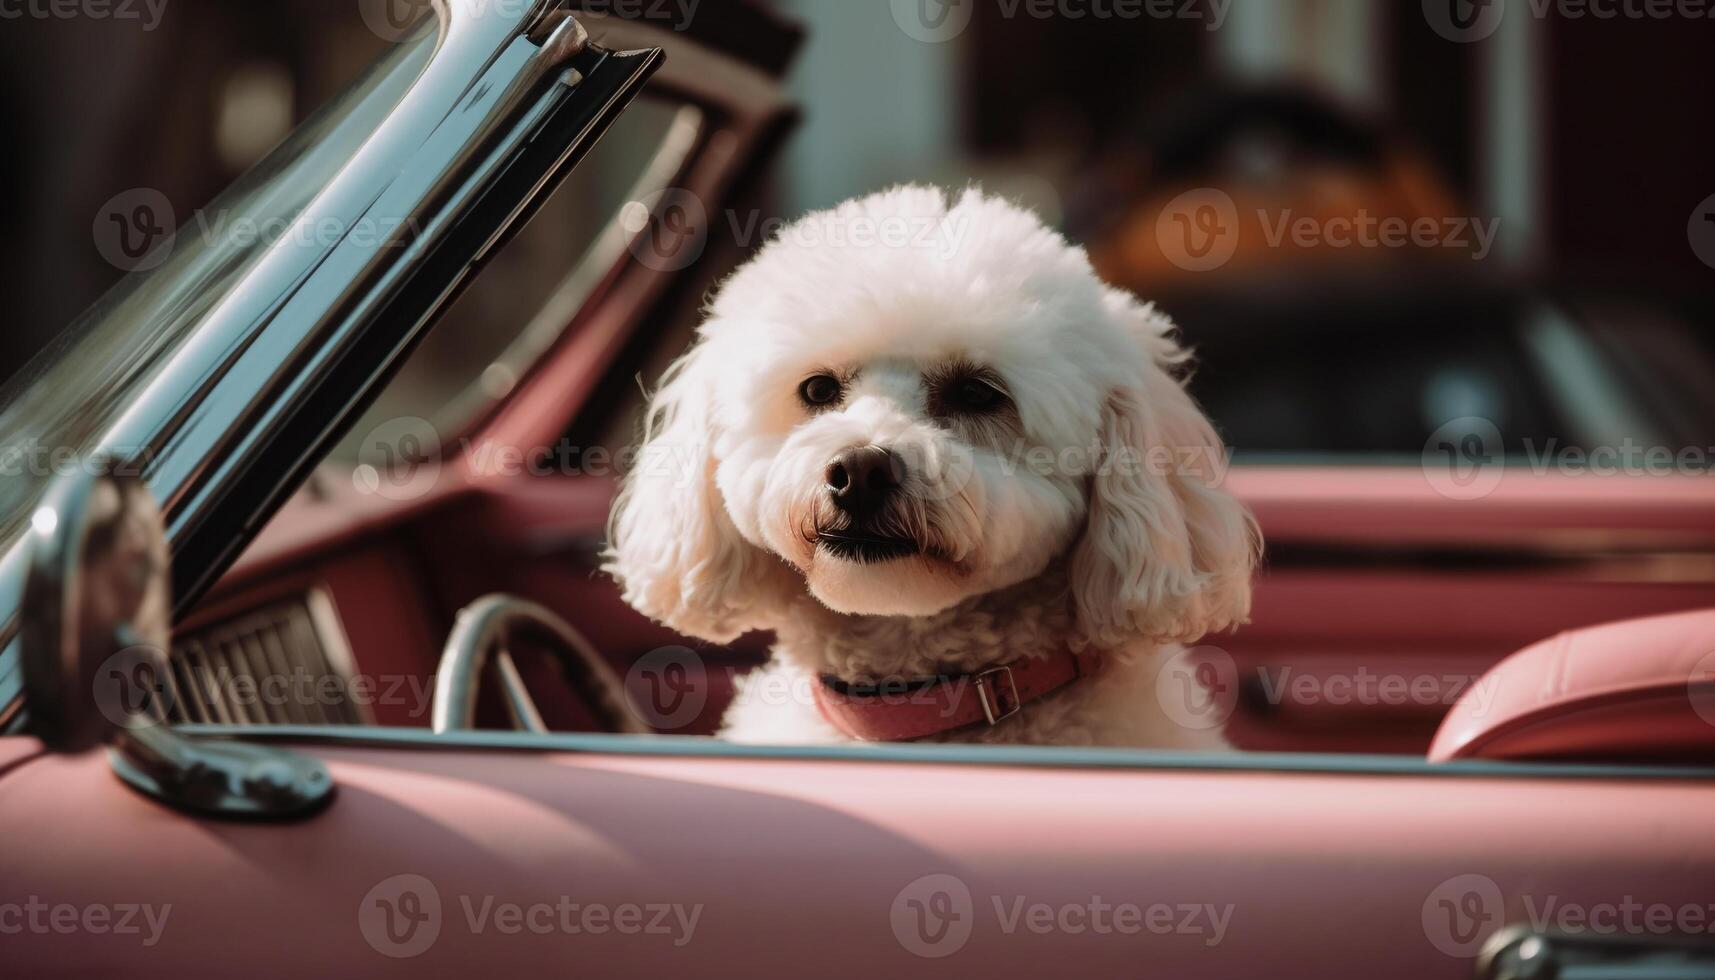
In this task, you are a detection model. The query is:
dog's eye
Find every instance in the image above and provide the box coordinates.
[799,374,843,407]
[951,378,1005,413]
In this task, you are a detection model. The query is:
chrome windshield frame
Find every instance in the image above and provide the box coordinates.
[0,0,664,729]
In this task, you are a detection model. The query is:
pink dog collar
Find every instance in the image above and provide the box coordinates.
[812,649,1104,742]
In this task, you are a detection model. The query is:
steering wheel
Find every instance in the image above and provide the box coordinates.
[431,595,650,735]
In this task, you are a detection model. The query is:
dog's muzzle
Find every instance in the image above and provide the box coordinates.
[824,445,905,517]
[817,445,919,562]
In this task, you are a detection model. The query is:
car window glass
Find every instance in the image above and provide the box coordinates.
[0,32,437,552]
[330,97,703,462]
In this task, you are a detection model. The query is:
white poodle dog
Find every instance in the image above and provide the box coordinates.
[606,186,1259,749]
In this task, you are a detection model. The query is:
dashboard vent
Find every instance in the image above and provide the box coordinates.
[166,591,367,726]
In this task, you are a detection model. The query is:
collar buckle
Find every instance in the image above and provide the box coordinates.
[974,665,1021,726]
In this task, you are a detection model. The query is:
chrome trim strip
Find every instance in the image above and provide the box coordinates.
[302,588,366,719]
[177,724,1715,782]
[1,0,671,733]
[132,3,575,521]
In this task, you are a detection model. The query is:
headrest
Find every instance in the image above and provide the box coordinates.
[1429,608,1715,763]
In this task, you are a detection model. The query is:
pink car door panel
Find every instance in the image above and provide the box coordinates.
[3,733,1711,978]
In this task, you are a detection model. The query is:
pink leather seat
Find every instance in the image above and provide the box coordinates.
[1429,608,1715,763]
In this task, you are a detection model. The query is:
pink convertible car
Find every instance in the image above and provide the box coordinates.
[1,2,1712,977]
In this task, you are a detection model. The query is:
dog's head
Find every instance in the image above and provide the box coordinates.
[607,187,1258,648]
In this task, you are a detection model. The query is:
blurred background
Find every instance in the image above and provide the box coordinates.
[2,0,1713,460]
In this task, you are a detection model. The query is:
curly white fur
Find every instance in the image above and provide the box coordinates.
[606,186,1259,749]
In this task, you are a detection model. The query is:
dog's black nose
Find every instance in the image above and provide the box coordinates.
[825,446,904,516]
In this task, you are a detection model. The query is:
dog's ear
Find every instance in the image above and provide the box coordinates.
[1069,293,1260,648]
[605,342,793,643]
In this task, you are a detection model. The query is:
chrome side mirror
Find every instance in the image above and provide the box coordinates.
[21,462,334,819]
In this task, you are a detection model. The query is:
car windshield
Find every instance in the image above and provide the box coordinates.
[0,32,436,553]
